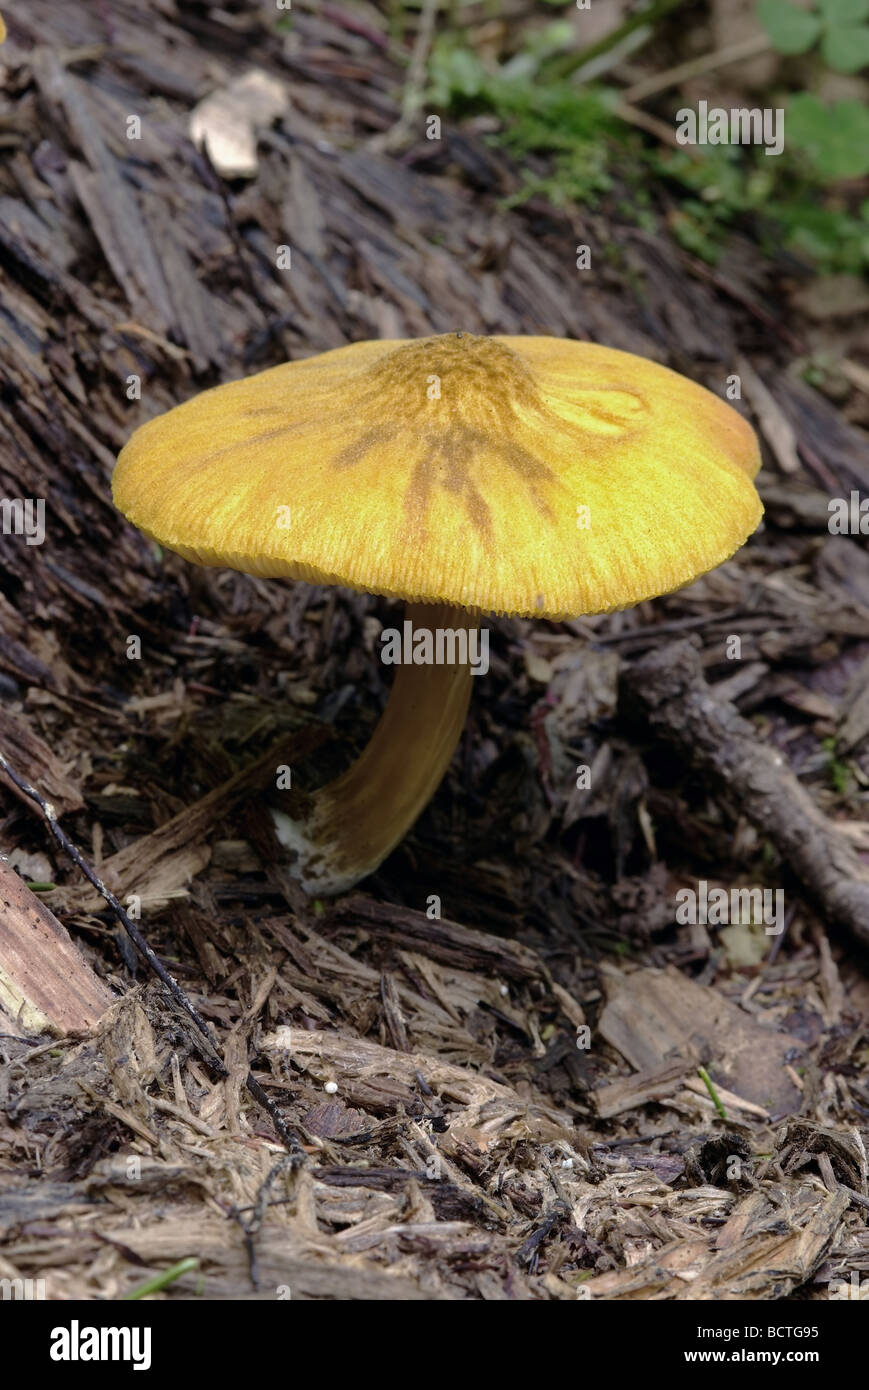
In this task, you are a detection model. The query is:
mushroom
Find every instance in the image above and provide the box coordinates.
[113,333,762,894]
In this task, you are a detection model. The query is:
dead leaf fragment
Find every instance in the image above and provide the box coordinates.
[599,966,805,1115]
[189,70,288,178]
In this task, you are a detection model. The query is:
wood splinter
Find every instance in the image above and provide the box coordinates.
[0,859,114,1037]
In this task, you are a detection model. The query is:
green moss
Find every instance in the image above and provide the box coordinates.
[422,6,869,276]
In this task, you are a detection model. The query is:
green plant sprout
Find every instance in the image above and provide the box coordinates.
[122,1257,200,1301]
[757,0,869,74]
[698,1065,728,1120]
[821,735,850,794]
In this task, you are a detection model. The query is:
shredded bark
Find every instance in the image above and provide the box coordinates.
[0,0,867,1302]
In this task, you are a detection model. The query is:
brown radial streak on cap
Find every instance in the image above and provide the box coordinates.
[113,332,762,618]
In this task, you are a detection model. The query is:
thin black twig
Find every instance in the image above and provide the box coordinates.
[234,1154,300,1291]
[0,747,305,1160]
[0,749,223,1059]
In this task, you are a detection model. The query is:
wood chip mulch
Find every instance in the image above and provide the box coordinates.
[0,0,867,1300]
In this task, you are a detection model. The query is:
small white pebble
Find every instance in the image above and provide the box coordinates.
[500,984,509,997]
[324,1081,338,1095]
[561,1158,574,1169]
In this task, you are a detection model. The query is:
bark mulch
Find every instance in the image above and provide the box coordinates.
[1,0,868,1300]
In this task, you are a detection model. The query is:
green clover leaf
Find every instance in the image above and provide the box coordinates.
[787,93,869,177]
[757,0,824,52]
[821,21,869,69]
[817,0,869,23]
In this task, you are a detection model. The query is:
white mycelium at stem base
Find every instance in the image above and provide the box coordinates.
[272,602,477,894]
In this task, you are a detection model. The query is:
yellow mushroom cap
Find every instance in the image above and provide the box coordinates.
[112,333,762,619]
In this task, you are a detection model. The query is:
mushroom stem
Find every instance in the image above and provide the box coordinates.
[273,602,477,894]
